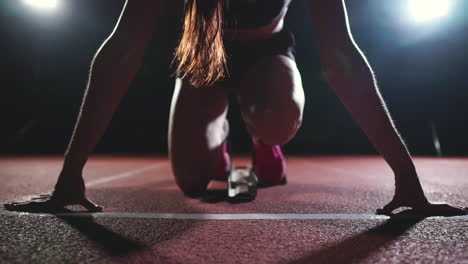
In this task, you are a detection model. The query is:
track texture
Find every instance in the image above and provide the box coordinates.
[1,156,467,263]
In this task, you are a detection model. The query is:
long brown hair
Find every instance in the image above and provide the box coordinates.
[174,0,228,87]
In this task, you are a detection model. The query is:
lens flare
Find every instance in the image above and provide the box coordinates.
[22,0,58,9]
[409,0,451,22]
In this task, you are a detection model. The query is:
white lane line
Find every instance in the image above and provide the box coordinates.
[1,212,467,220]
[86,164,164,187]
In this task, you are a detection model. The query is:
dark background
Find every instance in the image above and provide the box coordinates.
[1,0,467,156]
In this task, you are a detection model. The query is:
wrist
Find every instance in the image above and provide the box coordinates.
[390,154,417,179]
[62,153,87,174]
[395,163,417,178]
[393,168,427,201]
[57,155,86,191]
[54,169,85,197]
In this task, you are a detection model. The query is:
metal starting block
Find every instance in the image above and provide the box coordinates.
[228,166,258,202]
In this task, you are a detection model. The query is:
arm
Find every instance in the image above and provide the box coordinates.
[61,0,165,173]
[308,0,466,216]
[55,0,165,207]
[4,0,167,212]
[307,0,440,214]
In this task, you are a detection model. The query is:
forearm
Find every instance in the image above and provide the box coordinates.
[322,48,416,179]
[62,43,144,172]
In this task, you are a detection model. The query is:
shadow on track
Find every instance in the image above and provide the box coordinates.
[56,212,145,257]
[289,211,426,264]
[194,189,253,204]
[201,189,230,203]
[2,182,203,261]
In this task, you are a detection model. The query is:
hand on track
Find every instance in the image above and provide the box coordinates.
[4,170,104,213]
[3,193,103,213]
[377,171,467,216]
[377,192,467,216]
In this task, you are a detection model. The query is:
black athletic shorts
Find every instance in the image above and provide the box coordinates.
[220,28,296,89]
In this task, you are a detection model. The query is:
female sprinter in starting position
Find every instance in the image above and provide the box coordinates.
[5,0,466,215]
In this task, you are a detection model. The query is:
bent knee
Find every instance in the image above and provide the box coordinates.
[174,173,209,197]
[171,161,212,197]
[242,100,303,145]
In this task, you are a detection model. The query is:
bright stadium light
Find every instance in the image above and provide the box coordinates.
[409,0,452,22]
[22,0,59,10]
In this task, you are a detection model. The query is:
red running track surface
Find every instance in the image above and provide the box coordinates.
[0,156,467,263]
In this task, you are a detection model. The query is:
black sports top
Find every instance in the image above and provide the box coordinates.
[224,0,292,29]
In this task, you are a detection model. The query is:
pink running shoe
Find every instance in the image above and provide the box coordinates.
[212,140,232,181]
[252,138,287,186]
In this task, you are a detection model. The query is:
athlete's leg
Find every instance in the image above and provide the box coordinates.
[236,55,305,146]
[168,78,229,196]
[234,55,304,185]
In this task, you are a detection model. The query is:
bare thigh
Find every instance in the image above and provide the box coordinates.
[168,78,229,196]
[236,55,305,145]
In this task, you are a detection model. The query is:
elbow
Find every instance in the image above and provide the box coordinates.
[320,49,377,97]
[319,42,360,75]
[318,35,370,70]
[319,50,356,92]
[91,40,145,77]
[320,43,373,78]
